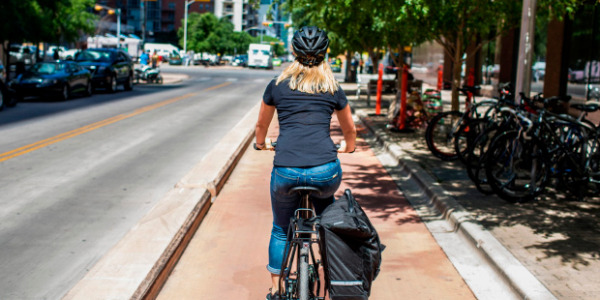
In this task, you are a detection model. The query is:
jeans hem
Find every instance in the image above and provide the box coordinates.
[267,264,281,275]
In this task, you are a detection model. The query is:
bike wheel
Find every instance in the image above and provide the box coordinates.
[464,126,500,195]
[485,131,549,202]
[425,111,464,161]
[455,118,489,165]
[298,247,309,300]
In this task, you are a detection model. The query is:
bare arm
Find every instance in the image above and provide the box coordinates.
[335,104,357,153]
[255,101,276,149]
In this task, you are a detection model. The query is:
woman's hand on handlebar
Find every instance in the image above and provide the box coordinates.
[337,140,355,153]
[254,138,275,151]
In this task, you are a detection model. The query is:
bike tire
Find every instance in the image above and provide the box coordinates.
[298,247,310,300]
[485,131,549,202]
[425,110,464,161]
[463,126,500,195]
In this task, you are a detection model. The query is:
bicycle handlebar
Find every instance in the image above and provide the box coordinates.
[253,139,347,152]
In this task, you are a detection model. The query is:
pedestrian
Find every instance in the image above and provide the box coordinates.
[151,50,160,69]
[255,26,357,300]
[140,50,150,66]
[359,58,364,74]
[53,49,60,60]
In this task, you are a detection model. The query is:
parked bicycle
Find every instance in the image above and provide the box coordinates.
[425,85,500,161]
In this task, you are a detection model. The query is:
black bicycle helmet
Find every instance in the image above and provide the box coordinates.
[292,26,329,67]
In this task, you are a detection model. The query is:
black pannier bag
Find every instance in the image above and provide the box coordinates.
[318,189,385,300]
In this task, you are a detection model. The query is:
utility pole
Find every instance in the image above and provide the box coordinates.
[515,0,537,100]
[184,0,195,54]
[140,0,145,44]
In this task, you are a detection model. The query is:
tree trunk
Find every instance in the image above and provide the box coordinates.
[344,50,352,82]
[368,49,379,74]
[451,35,463,112]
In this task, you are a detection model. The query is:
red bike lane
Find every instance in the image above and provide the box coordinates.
[157,116,475,299]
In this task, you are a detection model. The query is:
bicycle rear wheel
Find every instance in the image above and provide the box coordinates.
[485,131,550,202]
[425,111,464,161]
[298,246,309,300]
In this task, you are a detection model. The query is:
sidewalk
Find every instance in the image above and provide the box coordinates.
[341,80,600,299]
[157,115,476,299]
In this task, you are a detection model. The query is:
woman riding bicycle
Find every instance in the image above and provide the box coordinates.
[255,26,357,300]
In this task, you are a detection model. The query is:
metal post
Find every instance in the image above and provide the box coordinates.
[184,0,194,55]
[515,0,537,101]
[586,4,598,100]
[117,8,121,49]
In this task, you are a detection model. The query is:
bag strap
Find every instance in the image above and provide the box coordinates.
[344,189,356,213]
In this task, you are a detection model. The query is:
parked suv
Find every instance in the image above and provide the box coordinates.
[75,48,134,92]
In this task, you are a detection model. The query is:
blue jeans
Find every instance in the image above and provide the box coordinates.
[267,159,342,275]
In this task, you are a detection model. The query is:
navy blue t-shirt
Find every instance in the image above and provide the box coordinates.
[263,79,348,167]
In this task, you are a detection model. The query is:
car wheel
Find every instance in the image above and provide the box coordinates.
[60,84,70,100]
[85,80,93,97]
[107,75,117,93]
[124,74,133,91]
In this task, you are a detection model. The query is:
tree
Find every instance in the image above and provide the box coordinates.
[417,0,521,111]
[180,13,255,56]
[0,0,96,78]
[285,0,387,80]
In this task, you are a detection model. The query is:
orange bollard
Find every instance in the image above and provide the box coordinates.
[466,67,475,110]
[396,65,409,130]
[376,63,383,115]
[437,65,443,91]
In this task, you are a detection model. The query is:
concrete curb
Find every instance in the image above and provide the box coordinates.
[63,101,260,300]
[356,111,557,300]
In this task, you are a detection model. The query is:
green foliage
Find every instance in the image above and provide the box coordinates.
[256,35,286,57]
[0,0,96,45]
[179,12,256,56]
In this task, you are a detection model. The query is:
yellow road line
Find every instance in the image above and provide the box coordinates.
[0,82,233,163]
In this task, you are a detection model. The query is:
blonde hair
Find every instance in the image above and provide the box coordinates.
[276,60,339,94]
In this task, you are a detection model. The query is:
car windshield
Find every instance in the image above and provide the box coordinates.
[76,50,113,62]
[261,50,270,56]
[29,63,65,74]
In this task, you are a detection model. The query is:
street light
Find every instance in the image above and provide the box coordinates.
[184,0,200,55]
[94,4,122,49]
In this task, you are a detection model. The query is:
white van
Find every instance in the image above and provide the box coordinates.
[248,43,273,69]
[144,43,181,60]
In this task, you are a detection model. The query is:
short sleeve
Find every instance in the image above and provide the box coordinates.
[334,87,348,110]
[263,80,276,106]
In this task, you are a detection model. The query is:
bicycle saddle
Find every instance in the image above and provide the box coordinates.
[288,186,322,195]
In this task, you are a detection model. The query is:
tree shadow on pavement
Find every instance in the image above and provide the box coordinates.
[359,104,600,269]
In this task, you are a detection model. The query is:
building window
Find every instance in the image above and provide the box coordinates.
[199,3,204,9]
[169,2,175,10]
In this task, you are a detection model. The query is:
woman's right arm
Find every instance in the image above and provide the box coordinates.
[255,101,276,149]
[336,104,357,153]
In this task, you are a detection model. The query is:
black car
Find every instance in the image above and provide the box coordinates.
[75,48,134,92]
[9,61,92,101]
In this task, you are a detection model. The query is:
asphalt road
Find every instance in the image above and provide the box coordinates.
[0,65,279,299]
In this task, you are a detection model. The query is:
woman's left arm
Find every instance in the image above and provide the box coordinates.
[255,101,276,149]
[336,104,357,153]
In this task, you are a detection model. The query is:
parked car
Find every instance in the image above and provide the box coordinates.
[9,61,92,101]
[168,54,183,65]
[532,61,546,81]
[46,46,68,59]
[232,54,248,67]
[61,49,81,60]
[1,60,18,110]
[568,68,585,83]
[75,48,134,92]
[9,44,36,65]
[272,58,282,67]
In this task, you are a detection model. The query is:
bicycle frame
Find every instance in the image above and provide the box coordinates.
[278,191,325,300]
